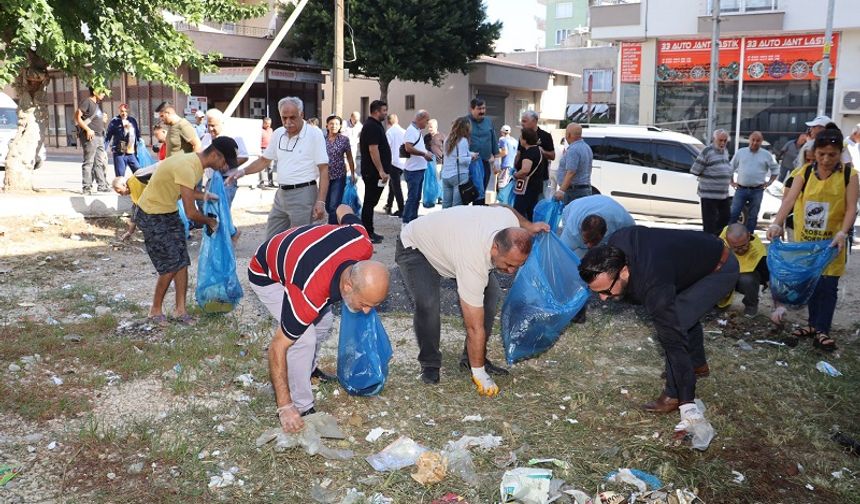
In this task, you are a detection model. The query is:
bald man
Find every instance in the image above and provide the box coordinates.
[719,223,769,317]
[395,205,549,396]
[729,130,779,233]
[249,204,390,432]
[555,123,593,204]
[402,109,435,223]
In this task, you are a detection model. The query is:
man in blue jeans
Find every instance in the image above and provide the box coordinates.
[729,131,779,233]
[402,110,434,223]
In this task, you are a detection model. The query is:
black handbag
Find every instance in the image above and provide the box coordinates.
[399,128,422,159]
[456,148,479,204]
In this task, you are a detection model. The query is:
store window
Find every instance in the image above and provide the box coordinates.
[555,2,574,19]
[582,69,613,93]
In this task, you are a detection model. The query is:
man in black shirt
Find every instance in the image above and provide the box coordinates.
[74,87,109,194]
[359,100,391,243]
[578,227,738,431]
[517,110,556,187]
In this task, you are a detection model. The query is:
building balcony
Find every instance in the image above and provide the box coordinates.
[174,21,275,38]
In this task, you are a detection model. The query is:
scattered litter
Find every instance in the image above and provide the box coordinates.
[831,467,852,479]
[103,370,122,386]
[717,319,727,326]
[493,451,518,469]
[47,441,57,450]
[805,483,815,491]
[310,479,338,503]
[107,472,116,480]
[198,450,209,460]
[755,339,786,347]
[565,418,579,425]
[775,360,788,367]
[500,468,552,504]
[447,434,502,451]
[462,414,484,422]
[17,302,35,308]
[0,465,20,487]
[365,427,394,443]
[620,388,628,395]
[595,491,625,504]
[78,313,93,320]
[731,470,745,484]
[528,458,570,470]
[734,340,754,351]
[411,451,447,485]
[561,489,592,504]
[82,294,95,302]
[704,329,722,335]
[442,445,479,485]
[26,446,35,453]
[562,395,571,401]
[605,468,663,492]
[431,493,469,504]
[49,375,63,386]
[366,436,427,471]
[233,373,255,387]
[208,469,244,489]
[8,363,20,372]
[816,361,842,377]
[128,462,145,474]
[256,413,352,461]
[63,334,82,343]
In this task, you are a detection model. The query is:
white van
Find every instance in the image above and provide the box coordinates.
[579,124,782,225]
[0,92,47,169]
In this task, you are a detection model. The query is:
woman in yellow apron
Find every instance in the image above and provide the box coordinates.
[767,128,859,351]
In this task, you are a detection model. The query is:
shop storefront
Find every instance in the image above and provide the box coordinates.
[619,33,839,152]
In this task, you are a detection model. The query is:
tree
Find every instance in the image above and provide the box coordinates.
[281,0,501,102]
[0,0,266,191]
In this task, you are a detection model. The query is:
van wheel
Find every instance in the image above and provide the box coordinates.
[590,186,600,195]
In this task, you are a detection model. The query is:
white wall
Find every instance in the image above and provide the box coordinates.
[833,28,860,130]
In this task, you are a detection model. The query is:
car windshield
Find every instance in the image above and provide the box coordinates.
[688,141,705,153]
[0,108,17,130]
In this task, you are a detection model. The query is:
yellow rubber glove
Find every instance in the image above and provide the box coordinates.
[471,367,499,397]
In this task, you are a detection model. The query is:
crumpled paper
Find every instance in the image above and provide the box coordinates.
[411,451,447,485]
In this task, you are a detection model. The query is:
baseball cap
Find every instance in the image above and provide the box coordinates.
[805,115,833,127]
[195,110,206,118]
[501,125,511,133]
[211,136,240,169]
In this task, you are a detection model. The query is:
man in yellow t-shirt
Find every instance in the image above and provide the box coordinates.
[135,137,239,325]
[719,223,769,317]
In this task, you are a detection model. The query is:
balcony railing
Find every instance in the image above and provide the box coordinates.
[174,21,274,38]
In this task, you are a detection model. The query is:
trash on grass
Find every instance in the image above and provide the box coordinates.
[500,468,552,504]
[431,493,469,504]
[775,360,788,367]
[595,490,626,504]
[447,434,502,451]
[734,340,754,351]
[233,373,255,387]
[731,470,745,484]
[605,468,663,493]
[366,436,427,471]
[755,339,786,347]
[0,465,20,487]
[256,413,352,460]
[462,414,484,422]
[411,451,447,485]
[365,427,395,443]
[561,489,593,504]
[442,446,479,485]
[528,458,570,470]
[816,361,842,377]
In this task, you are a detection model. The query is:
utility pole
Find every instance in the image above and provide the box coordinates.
[816,0,835,117]
[333,0,345,117]
[706,0,720,141]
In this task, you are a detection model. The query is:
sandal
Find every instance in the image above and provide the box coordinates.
[791,326,817,339]
[813,332,837,352]
[171,313,196,326]
[146,314,169,327]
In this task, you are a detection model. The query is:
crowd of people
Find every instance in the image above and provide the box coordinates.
[89,91,856,437]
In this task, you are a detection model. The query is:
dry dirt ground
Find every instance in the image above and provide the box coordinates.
[0,200,859,503]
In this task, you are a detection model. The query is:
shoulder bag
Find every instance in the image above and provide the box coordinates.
[456,144,479,204]
[399,127,423,159]
[513,148,543,196]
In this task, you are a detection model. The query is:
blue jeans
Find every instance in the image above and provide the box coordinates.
[402,169,424,223]
[442,175,463,208]
[808,275,839,334]
[729,186,764,233]
[326,176,346,224]
[113,153,140,177]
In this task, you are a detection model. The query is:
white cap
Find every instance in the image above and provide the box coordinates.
[501,125,511,133]
[805,115,832,127]
[195,110,206,118]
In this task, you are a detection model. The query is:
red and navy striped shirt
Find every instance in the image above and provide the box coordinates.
[248,214,373,339]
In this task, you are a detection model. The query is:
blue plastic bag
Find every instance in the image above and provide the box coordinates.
[176,200,191,239]
[498,179,516,206]
[501,232,590,365]
[767,239,837,306]
[195,174,243,312]
[135,139,156,168]
[422,162,441,208]
[337,304,392,396]
[532,198,564,233]
[468,159,485,196]
[342,177,362,215]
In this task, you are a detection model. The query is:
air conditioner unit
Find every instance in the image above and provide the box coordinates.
[840,90,860,115]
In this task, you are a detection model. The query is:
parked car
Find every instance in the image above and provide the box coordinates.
[571,124,781,225]
[0,91,47,170]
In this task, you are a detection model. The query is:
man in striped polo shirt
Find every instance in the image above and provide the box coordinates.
[690,129,733,235]
[249,204,390,433]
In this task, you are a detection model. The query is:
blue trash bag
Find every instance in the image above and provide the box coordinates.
[532,198,564,233]
[337,304,393,396]
[135,139,156,168]
[422,162,441,208]
[195,174,243,313]
[498,179,516,206]
[767,238,838,306]
[342,177,362,215]
[501,232,590,365]
[468,159,485,196]
[176,200,191,239]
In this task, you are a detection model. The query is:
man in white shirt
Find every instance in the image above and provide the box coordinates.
[343,111,363,164]
[846,124,860,168]
[384,114,405,216]
[228,96,329,239]
[402,110,434,223]
[194,110,207,139]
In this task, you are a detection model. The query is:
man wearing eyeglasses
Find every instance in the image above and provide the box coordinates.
[578,226,738,436]
[718,223,768,318]
[228,96,329,239]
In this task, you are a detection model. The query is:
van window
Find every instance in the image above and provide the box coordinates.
[653,142,696,173]
[603,138,653,166]
[0,108,16,130]
[582,137,604,160]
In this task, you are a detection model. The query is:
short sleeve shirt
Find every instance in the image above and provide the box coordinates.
[78,98,105,136]
[403,124,428,172]
[359,117,392,178]
[137,153,204,214]
[325,133,352,179]
[400,206,519,307]
[517,127,555,180]
[166,118,198,157]
[263,123,329,185]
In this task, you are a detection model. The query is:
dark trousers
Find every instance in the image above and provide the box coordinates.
[513,186,541,221]
[473,160,492,205]
[701,197,731,235]
[325,176,346,224]
[661,255,739,403]
[808,275,839,334]
[385,166,404,212]
[735,271,761,308]
[395,238,501,369]
[402,169,424,223]
[81,135,108,190]
[361,176,385,236]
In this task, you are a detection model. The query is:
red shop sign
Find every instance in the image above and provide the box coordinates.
[743,33,839,81]
[621,42,642,83]
[656,38,741,83]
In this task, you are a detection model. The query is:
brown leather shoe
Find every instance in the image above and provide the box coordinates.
[641,393,680,413]
[660,364,710,379]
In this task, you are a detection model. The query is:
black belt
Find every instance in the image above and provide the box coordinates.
[573,184,591,189]
[279,181,316,190]
[736,184,763,190]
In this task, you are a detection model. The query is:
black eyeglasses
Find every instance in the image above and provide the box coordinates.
[594,271,621,297]
[279,134,301,152]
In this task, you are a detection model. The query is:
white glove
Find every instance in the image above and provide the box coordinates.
[471,366,499,397]
[675,402,705,432]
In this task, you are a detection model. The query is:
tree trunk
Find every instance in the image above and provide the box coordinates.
[378,79,390,103]
[4,56,51,192]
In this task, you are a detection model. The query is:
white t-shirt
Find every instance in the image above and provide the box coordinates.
[343,119,362,158]
[403,124,427,172]
[386,124,406,169]
[263,123,328,184]
[201,133,250,181]
[400,205,520,307]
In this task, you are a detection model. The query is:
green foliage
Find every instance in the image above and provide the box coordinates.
[282,0,502,91]
[0,0,267,93]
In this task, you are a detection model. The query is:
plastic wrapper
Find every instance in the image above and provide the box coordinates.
[767,238,837,306]
[422,161,441,208]
[499,468,552,504]
[195,174,243,312]
[342,177,362,215]
[532,198,563,233]
[366,436,427,471]
[337,305,392,396]
[501,233,590,365]
[411,451,447,485]
[468,159,485,195]
[442,447,479,485]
